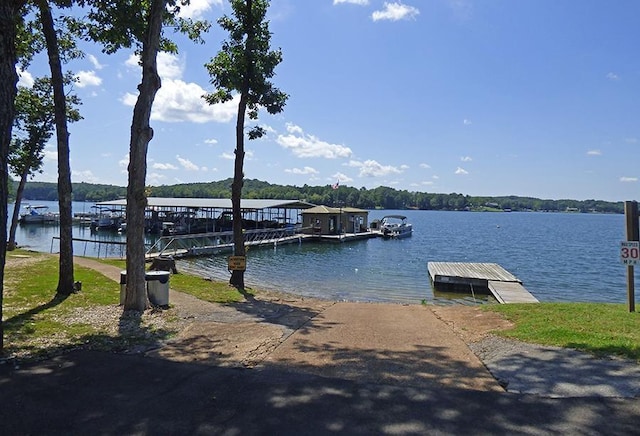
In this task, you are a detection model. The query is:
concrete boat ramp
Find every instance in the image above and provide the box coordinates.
[428,262,539,304]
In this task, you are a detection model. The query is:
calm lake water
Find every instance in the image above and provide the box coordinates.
[10,201,632,305]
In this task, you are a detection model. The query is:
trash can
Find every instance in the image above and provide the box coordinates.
[119,270,127,305]
[145,270,170,306]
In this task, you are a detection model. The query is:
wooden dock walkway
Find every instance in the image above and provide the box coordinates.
[427,262,538,304]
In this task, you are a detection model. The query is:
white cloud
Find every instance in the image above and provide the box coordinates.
[17,68,34,87]
[463,119,472,125]
[455,167,468,175]
[125,52,184,81]
[606,72,620,81]
[72,169,99,183]
[285,123,304,135]
[347,159,405,177]
[118,154,129,168]
[43,145,57,162]
[334,0,369,5]
[285,166,319,175]
[372,2,420,22]
[331,172,353,183]
[176,155,200,171]
[125,53,139,69]
[421,181,434,186]
[157,52,184,81]
[76,70,102,88]
[587,150,601,156]
[204,138,218,145]
[220,152,234,160]
[461,156,472,162]
[277,125,352,159]
[624,137,638,144]
[147,172,166,185]
[620,177,638,183]
[177,0,222,19]
[87,54,104,70]
[419,163,431,169]
[122,52,239,124]
[153,162,179,170]
[122,80,238,123]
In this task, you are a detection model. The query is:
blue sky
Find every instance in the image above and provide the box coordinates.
[19,0,640,201]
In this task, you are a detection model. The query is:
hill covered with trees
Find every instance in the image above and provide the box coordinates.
[18,178,624,214]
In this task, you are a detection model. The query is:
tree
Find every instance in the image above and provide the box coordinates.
[8,75,81,251]
[79,0,209,310]
[204,0,287,290]
[0,0,28,353]
[36,0,84,295]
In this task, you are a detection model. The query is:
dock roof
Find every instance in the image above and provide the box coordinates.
[96,198,316,211]
[302,205,368,214]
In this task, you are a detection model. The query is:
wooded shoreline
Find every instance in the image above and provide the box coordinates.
[16,178,625,214]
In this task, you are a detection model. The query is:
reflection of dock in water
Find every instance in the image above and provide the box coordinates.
[428,262,539,304]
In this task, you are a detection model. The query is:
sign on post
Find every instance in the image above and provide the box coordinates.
[228,255,246,271]
[620,241,640,266]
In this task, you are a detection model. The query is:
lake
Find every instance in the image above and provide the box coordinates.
[9,201,632,305]
[182,209,630,305]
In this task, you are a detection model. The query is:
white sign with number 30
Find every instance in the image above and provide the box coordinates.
[621,241,640,265]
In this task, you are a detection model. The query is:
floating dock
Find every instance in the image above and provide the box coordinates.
[427,262,539,304]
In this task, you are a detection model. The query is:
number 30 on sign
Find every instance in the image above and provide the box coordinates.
[620,241,640,265]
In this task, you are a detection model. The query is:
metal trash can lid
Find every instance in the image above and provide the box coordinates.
[120,270,127,285]
[145,270,170,284]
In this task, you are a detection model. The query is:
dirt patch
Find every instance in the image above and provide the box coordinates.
[147,321,288,367]
[430,305,514,343]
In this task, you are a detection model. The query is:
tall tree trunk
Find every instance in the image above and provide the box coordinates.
[37,0,74,295]
[7,171,27,251]
[229,92,247,289]
[124,0,164,311]
[0,0,24,352]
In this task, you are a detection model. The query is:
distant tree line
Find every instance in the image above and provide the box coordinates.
[17,178,624,214]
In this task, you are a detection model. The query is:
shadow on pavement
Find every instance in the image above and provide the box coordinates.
[1,350,638,435]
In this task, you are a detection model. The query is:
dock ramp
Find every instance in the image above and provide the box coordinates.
[428,262,538,304]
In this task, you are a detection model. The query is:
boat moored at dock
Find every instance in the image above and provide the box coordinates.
[378,215,413,239]
[19,205,59,224]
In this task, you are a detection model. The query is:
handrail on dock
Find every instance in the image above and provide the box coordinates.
[51,236,128,258]
[146,226,306,259]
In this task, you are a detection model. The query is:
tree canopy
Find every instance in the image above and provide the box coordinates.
[18,178,625,214]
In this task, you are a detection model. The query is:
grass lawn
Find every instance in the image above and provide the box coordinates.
[2,250,255,362]
[485,303,640,362]
[4,250,640,364]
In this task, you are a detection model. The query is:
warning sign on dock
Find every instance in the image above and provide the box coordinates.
[620,241,640,265]
[228,256,246,271]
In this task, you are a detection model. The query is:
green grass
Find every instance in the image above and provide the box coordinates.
[5,250,640,364]
[3,251,178,361]
[484,303,640,361]
[94,257,251,303]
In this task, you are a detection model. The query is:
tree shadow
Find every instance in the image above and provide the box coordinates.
[1,349,639,435]
[3,292,70,333]
[227,294,333,332]
[473,337,640,397]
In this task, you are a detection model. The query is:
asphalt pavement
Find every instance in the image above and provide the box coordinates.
[1,350,639,435]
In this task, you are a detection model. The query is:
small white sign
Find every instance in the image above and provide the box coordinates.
[620,241,640,265]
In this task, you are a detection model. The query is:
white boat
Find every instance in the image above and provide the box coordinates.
[19,205,59,224]
[379,215,412,239]
[90,207,124,231]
